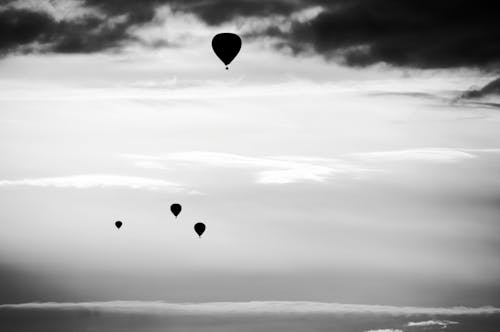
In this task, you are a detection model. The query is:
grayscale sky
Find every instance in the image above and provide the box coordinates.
[0,0,499,307]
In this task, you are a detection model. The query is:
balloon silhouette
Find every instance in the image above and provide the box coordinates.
[194,222,206,237]
[170,203,182,218]
[115,221,122,229]
[212,33,242,70]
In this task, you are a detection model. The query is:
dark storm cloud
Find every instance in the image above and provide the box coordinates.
[180,0,299,25]
[1,0,500,70]
[0,9,55,53]
[283,0,500,69]
[85,0,301,25]
[0,8,131,54]
[0,0,301,54]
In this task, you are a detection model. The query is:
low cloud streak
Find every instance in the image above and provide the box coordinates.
[0,174,183,191]
[407,320,459,328]
[2,301,499,316]
[124,151,378,184]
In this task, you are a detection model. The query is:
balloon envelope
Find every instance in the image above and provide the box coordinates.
[212,33,241,69]
[115,221,122,229]
[194,222,206,237]
[170,203,182,217]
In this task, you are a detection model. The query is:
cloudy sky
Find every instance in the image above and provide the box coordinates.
[1,0,500,311]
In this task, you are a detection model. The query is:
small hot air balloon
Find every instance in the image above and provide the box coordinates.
[115,221,122,229]
[170,203,182,218]
[212,33,242,70]
[194,222,206,238]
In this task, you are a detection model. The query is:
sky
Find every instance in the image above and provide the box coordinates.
[0,0,500,309]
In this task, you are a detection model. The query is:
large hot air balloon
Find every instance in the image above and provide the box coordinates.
[212,33,242,70]
[194,222,206,238]
[170,203,182,218]
[115,221,122,229]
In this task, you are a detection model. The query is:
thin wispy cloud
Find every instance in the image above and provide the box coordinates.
[0,174,183,191]
[349,148,478,163]
[1,77,481,102]
[365,329,403,332]
[407,320,459,328]
[121,148,500,185]
[123,152,378,184]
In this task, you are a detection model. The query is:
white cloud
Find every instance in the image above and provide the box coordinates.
[0,80,354,102]
[290,6,324,23]
[128,6,205,48]
[1,301,498,316]
[407,320,459,328]
[121,148,500,185]
[365,330,403,332]
[3,76,492,103]
[349,148,477,163]
[1,0,101,21]
[123,152,378,184]
[258,167,332,184]
[230,5,324,39]
[0,175,183,191]
[128,4,325,51]
[463,148,500,153]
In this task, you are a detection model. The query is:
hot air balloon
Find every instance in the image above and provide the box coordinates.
[212,33,242,70]
[115,221,122,229]
[170,203,182,218]
[194,222,206,238]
